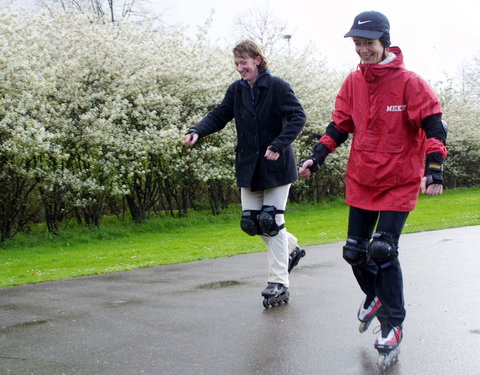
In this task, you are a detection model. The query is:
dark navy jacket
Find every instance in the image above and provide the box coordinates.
[191,73,306,191]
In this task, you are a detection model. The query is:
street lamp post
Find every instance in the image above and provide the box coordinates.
[283,34,291,56]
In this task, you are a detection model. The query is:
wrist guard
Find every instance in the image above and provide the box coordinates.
[299,143,329,173]
[425,152,444,187]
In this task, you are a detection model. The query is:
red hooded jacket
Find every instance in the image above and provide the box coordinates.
[321,47,447,212]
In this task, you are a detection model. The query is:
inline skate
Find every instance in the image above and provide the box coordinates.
[358,296,382,333]
[261,282,289,308]
[375,324,402,371]
[288,246,306,273]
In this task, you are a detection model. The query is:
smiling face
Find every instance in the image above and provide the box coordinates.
[352,37,385,64]
[234,53,261,87]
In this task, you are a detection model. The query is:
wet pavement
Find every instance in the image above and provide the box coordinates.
[0,226,479,375]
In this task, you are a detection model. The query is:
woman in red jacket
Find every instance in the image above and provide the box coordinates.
[299,10,447,370]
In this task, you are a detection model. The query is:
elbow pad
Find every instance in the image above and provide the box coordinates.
[325,121,349,146]
[422,115,447,144]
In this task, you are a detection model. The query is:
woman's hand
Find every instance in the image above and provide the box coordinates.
[264,148,280,161]
[298,159,314,179]
[183,132,199,146]
[420,177,443,195]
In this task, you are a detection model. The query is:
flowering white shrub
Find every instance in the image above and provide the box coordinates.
[0,8,238,236]
[270,49,347,201]
[0,8,477,239]
[436,78,480,188]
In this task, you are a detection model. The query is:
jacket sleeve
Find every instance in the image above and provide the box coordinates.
[321,75,355,153]
[190,83,235,138]
[422,114,448,158]
[269,79,306,152]
[318,121,349,153]
[405,73,447,158]
[405,73,442,127]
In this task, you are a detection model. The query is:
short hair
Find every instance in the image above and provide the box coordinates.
[232,40,268,73]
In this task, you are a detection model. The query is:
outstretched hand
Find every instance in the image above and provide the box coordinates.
[183,132,199,146]
[420,176,443,195]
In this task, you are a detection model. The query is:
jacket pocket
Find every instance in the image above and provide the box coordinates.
[265,158,286,173]
[354,133,404,154]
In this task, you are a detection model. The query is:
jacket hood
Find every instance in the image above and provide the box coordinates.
[359,46,404,82]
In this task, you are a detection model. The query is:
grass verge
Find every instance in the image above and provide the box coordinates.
[0,187,478,287]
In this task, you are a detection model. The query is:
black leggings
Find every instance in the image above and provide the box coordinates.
[347,206,409,327]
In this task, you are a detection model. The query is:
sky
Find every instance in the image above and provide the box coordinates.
[154,0,480,83]
[4,0,480,82]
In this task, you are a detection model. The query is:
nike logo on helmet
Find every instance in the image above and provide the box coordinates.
[358,20,372,25]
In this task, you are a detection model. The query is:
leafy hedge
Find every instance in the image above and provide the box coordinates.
[0,9,478,241]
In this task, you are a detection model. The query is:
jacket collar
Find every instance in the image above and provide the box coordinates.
[359,46,404,82]
[240,70,271,89]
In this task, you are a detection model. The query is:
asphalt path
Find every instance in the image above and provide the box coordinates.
[1,226,479,375]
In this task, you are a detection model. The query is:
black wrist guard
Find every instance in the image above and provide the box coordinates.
[299,143,329,173]
[425,152,444,187]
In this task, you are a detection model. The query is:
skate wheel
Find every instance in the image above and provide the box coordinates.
[377,354,387,371]
[359,321,367,333]
[263,299,270,309]
[359,320,370,333]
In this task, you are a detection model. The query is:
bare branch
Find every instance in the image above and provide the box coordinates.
[35,0,168,26]
[233,4,288,56]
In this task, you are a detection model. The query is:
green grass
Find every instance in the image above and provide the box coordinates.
[0,187,478,288]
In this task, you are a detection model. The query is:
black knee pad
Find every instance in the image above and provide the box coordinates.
[258,205,285,237]
[368,232,399,268]
[240,210,261,236]
[343,237,369,266]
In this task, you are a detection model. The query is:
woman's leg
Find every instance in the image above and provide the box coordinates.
[241,185,291,286]
[262,184,291,287]
[346,207,379,302]
[373,211,409,327]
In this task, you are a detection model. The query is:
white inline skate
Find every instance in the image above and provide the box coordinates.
[374,324,402,371]
[358,296,382,333]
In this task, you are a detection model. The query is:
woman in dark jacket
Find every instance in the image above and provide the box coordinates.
[184,40,306,308]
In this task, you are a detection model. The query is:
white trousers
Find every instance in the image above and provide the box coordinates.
[241,184,298,287]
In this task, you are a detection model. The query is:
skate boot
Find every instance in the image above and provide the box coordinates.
[288,246,306,273]
[374,324,402,371]
[358,296,382,333]
[261,282,289,309]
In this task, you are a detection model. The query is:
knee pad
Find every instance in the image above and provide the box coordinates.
[368,232,399,268]
[258,205,285,237]
[240,210,260,236]
[343,237,369,266]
